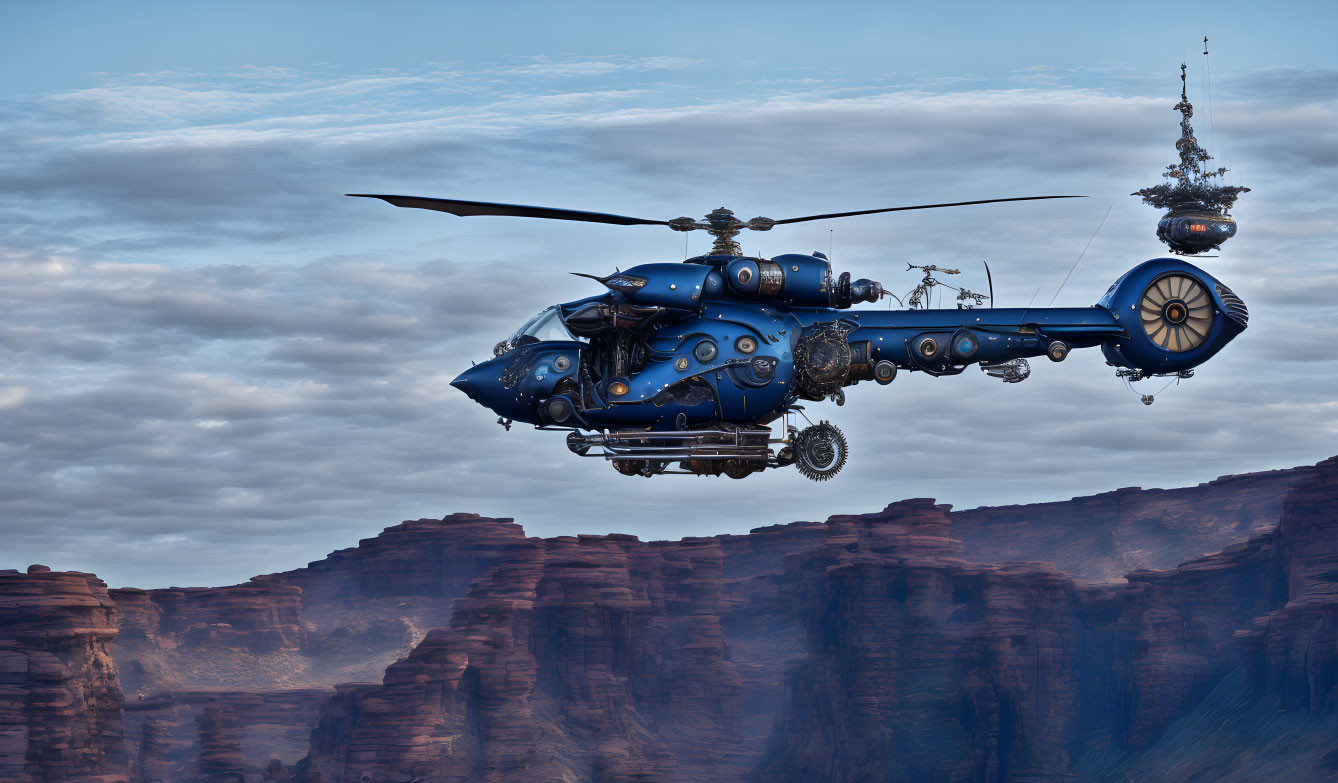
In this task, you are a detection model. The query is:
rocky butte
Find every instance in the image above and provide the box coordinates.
[1,458,1335,782]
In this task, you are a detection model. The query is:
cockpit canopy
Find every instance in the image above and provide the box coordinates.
[494,306,579,356]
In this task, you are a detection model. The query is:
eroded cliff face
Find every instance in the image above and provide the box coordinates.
[291,478,1338,783]
[110,577,307,696]
[1239,459,1338,714]
[121,690,328,783]
[298,529,758,783]
[952,465,1312,580]
[0,566,127,783]
[5,459,1337,782]
[109,513,530,696]
[101,513,531,781]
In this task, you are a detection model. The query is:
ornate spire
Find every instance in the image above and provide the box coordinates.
[1132,62,1249,214]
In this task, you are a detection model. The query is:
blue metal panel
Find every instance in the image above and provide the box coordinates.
[770,253,833,307]
[619,312,791,404]
[616,263,713,309]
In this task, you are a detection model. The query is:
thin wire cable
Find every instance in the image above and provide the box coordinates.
[1204,49,1214,152]
[1204,37,1217,159]
[1122,374,1179,398]
[1019,285,1042,324]
[1048,205,1112,306]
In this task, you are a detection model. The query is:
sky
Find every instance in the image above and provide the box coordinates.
[2,1,1336,588]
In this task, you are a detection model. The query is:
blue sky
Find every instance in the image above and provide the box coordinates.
[2,2,1336,587]
[4,1,1335,97]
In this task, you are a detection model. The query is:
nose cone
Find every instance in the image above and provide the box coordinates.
[450,359,524,422]
[450,363,491,403]
[451,349,551,425]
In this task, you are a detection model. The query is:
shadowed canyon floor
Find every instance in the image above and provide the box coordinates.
[2,458,1336,782]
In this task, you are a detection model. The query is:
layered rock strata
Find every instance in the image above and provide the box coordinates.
[0,566,128,782]
[5,460,1337,782]
[953,464,1313,579]
[122,689,329,783]
[293,461,1338,782]
[109,513,531,695]
[1239,457,1338,714]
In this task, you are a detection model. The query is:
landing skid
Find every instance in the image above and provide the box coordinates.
[540,413,846,481]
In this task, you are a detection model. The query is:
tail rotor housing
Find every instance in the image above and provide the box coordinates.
[1097,258,1246,373]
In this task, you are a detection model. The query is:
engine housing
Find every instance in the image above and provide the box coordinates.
[1097,258,1247,373]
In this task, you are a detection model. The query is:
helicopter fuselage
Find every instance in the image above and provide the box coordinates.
[355,188,1247,480]
[450,252,1246,480]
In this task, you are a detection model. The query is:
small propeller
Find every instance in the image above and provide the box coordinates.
[349,193,1086,255]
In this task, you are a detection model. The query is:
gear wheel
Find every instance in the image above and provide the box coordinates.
[793,421,848,481]
[794,324,853,399]
[723,458,765,479]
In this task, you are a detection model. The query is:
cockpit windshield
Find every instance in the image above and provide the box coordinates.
[508,306,577,346]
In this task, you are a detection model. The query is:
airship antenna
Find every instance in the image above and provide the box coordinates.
[1202,36,1217,158]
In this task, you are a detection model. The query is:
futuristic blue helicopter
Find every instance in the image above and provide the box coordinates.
[353,194,1248,480]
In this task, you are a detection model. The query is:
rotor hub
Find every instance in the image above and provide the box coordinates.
[667,207,777,256]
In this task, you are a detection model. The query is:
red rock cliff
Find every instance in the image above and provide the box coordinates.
[0,566,128,783]
[1238,456,1338,713]
[9,459,1338,782]
[952,464,1311,579]
[293,475,1338,783]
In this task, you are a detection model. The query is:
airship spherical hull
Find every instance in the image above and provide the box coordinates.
[1157,212,1237,255]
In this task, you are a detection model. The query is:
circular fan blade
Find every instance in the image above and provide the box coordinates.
[769,195,1085,225]
[1139,273,1216,353]
[347,194,672,227]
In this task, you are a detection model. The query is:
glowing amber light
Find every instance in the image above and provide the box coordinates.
[1189,224,1207,232]
[610,382,629,396]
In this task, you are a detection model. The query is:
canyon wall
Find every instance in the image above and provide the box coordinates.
[0,566,127,782]
[291,478,1333,783]
[3,459,1335,782]
[952,465,1312,579]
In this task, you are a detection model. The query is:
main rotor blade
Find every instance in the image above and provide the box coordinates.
[770,195,1086,225]
[347,194,671,227]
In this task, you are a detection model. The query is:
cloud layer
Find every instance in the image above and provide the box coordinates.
[2,58,1335,587]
